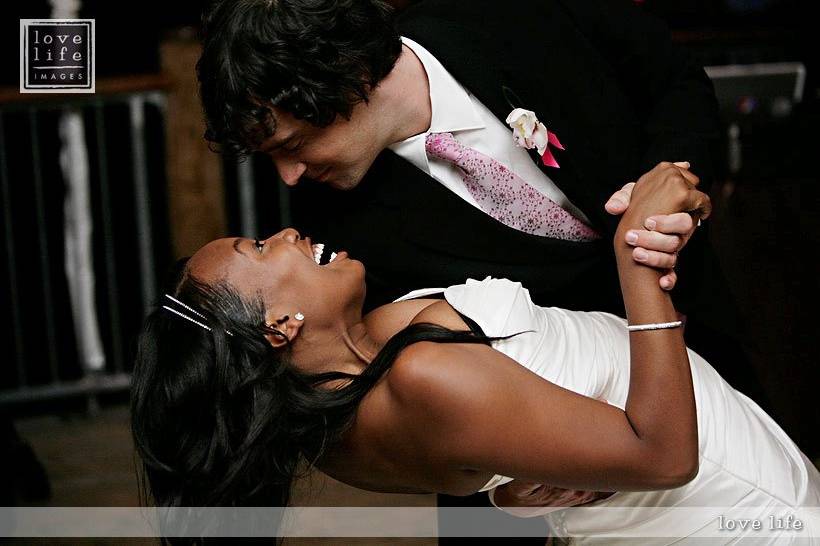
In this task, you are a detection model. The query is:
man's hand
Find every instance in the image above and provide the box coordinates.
[493,480,614,512]
[604,162,707,291]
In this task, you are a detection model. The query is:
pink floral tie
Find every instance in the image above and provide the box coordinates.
[425,132,600,242]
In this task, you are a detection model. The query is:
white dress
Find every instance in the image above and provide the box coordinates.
[395,277,820,544]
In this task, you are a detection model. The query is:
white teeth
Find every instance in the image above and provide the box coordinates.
[312,243,324,265]
[310,243,338,265]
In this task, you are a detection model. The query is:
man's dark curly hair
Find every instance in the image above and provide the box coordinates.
[197,0,403,157]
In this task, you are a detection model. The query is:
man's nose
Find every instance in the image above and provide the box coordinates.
[275,158,307,187]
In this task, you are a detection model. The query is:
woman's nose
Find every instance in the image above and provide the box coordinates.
[272,227,301,243]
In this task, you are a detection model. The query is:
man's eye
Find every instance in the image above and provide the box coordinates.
[283,140,302,152]
[254,239,264,253]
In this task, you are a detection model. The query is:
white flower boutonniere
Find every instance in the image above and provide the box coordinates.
[505,108,565,168]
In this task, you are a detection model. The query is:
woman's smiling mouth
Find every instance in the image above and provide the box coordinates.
[311,243,343,265]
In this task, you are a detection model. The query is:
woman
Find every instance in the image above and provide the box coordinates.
[131,163,820,543]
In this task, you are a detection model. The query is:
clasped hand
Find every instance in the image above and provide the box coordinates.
[605,161,712,290]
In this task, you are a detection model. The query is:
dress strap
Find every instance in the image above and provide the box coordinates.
[454,309,486,337]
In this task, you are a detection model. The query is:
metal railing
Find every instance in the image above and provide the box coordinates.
[0,76,171,411]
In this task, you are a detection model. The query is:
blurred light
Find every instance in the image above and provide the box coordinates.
[737,96,759,115]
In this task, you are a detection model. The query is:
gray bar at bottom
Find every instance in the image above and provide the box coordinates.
[1,506,818,538]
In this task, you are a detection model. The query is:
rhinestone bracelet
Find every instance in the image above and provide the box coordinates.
[626,320,683,332]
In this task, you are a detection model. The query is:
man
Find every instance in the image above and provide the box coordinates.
[196,0,763,538]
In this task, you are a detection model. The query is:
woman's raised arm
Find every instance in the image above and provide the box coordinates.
[383,162,708,495]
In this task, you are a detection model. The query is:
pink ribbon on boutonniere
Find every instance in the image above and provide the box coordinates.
[505,108,565,168]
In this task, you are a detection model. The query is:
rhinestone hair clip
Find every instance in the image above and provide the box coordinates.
[162,294,233,336]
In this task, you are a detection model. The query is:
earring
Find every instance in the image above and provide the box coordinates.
[294,312,305,321]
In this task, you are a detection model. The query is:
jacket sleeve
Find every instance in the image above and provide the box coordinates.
[557,0,722,193]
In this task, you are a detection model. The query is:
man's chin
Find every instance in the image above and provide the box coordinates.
[323,170,368,191]
[304,174,360,191]
[328,177,362,191]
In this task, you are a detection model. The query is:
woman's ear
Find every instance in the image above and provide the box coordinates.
[262,312,304,349]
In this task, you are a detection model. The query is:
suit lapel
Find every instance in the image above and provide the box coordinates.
[398,12,618,234]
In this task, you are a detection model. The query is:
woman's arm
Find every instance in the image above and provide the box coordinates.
[609,161,708,482]
[384,163,709,495]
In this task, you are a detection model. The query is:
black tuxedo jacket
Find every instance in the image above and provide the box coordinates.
[300,0,741,341]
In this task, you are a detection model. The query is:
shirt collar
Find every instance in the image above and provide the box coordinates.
[389,36,485,172]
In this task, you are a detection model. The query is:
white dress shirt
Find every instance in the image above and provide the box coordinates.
[389,37,591,225]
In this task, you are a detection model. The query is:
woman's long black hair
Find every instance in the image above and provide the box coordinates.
[130,260,503,535]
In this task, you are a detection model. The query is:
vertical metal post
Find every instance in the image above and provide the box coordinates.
[0,114,27,386]
[129,95,156,313]
[237,158,258,237]
[94,101,124,373]
[29,109,60,383]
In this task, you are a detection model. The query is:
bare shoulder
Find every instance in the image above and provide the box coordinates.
[388,298,485,397]
[342,339,500,495]
[390,342,472,394]
[386,340,499,433]
[373,301,520,478]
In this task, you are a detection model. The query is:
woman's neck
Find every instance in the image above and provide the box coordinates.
[342,321,383,366]
[290,319,383,380]
[290,299,441,381]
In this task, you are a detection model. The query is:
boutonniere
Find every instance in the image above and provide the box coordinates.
[505,108,565,168]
